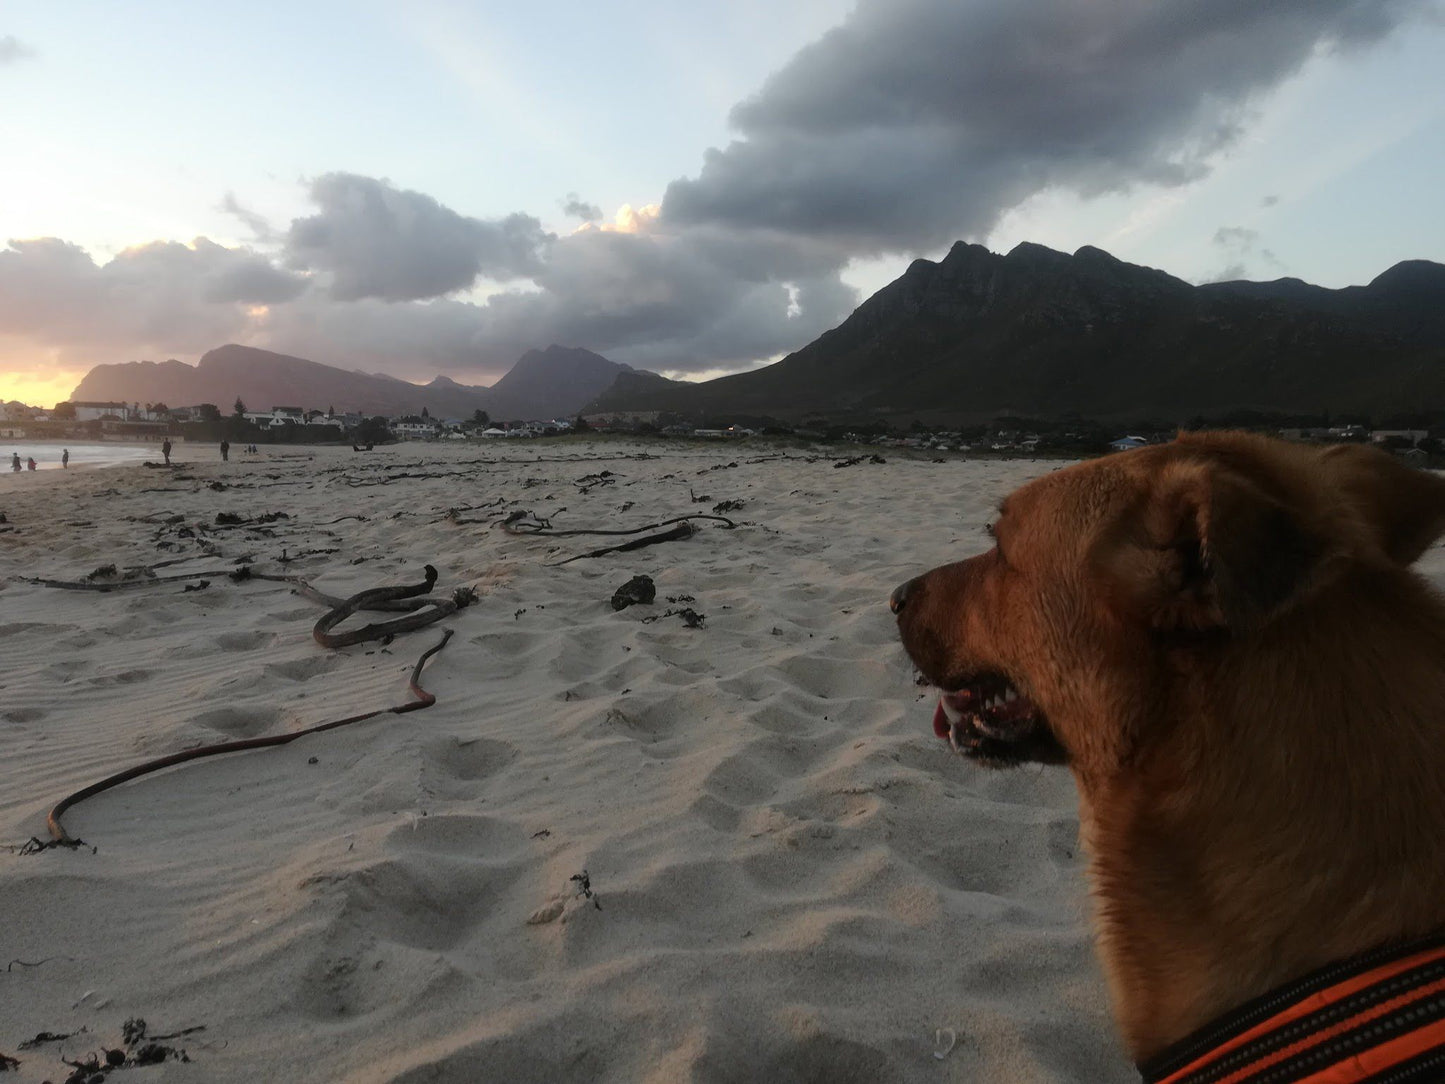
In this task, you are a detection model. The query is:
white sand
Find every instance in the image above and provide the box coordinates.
[0,440,1129,1082]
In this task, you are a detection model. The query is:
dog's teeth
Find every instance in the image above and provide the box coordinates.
[985,695,999,710]
[1004,687,1018,703]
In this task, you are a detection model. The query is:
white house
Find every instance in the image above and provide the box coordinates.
[243,406,309,429]
[71,401,131,421]
[393,421,440,439]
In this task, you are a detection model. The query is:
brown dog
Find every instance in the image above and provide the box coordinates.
[893,432,1445,1076]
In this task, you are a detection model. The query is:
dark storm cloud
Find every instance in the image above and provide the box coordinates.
[0,35,36,65]
[200,252,308,305]
[258,223,858,377]
[284,173,553,302]
[264,167,859,375]
[496,225,856,370]
[562,193,603,222]
[663,0,1432,253]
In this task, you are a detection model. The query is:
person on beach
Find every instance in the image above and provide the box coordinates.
[220,440,230,462]
[26,457,36,471]
[162,438,173,466]
[9,453,18,472]
[62,448,69,469]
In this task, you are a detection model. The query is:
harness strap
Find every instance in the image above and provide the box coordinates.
[1139,935,1445,1084]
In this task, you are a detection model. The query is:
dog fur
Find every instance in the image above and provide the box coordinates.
[892,431,1445,1061]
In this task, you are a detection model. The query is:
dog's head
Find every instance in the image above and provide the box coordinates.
[892,432,1445,777]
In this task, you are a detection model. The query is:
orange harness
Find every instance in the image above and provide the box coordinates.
[1139,937,1445,1084]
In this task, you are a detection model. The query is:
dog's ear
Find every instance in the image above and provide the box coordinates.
[1317,443,1445,565]
[1118,460,1330,631]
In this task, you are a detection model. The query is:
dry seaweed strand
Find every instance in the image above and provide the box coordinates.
[243,564,476,646]
[497,510,736,566]
[17,568,240,591]
[548,522,699,566]
[23,628,453,850]
[502,511,736,538]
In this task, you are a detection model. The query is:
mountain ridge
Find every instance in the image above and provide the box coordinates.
[71,343,631,420]
[585,242,1445,423]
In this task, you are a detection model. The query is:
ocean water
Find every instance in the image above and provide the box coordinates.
[1,440,166,472]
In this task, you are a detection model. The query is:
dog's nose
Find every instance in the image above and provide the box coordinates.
[890,578,917,614]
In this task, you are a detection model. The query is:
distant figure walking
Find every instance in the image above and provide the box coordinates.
[220,439,230,462]
[26,457,36,471]
[62,448,69,469]
[161,438,173,466]
[9,453,19,472]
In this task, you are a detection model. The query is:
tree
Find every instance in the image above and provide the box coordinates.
[421,406,430,420]
[472,408,490,427]
[328,404,335,418]
[197,403,222,423]
[234,397,247,416]
[52,401,77,420]
[152,401,169,416]
[573,415,591,432]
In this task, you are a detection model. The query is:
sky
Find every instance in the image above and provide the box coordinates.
[2,0,1443,408]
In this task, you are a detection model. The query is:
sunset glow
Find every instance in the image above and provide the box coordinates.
[0,367,86,410]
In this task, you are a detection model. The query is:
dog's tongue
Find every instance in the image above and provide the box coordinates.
[932,700,950,739]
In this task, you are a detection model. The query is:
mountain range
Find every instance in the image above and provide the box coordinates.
[69,242,1445,427]
[71,343,634,421]
[585,242,1445,424]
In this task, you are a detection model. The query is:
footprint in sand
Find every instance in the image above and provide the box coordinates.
[596,687,716,756]
[773,653,893,700]
[419,736,518,798]
[292,814,535,1019]
[192,705,280,739]
[689,792,742,832]
[0,621,62,639]
[264,655,344,681]
[87,667,153,687]
[214,629,273,650]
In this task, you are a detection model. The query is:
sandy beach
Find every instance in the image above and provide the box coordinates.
[0,439,1130,1082]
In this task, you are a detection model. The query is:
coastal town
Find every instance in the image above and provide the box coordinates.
[3,397,1440,464]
